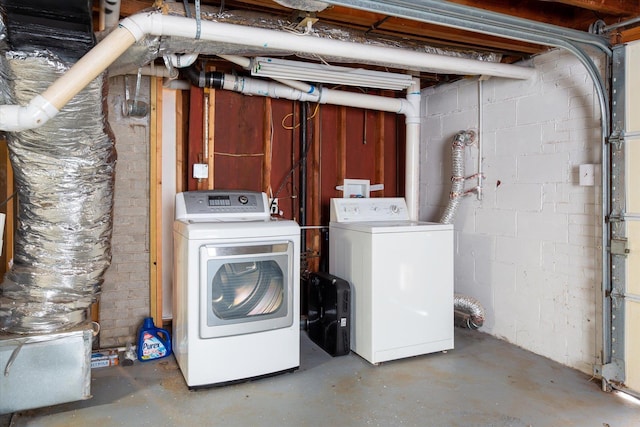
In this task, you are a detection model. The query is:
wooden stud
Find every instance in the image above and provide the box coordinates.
[263,97,273,193]
[149,77,163,324]
[337,106,347,187]
[187,87,204,191]
[308,104,322,272]
[175,89,186,193]
[375,110,385,196]
[0,140,13,275]
[207,87,216,189]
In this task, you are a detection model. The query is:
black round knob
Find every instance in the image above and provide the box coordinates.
[238,195,249,204]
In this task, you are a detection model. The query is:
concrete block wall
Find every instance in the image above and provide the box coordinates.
[99,76,151,348]
[420,49,604,374]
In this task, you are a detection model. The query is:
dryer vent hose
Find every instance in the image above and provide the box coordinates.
[440,130,476,225]
[454,293,485,329]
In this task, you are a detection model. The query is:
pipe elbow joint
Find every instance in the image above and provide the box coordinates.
[119,12,157,41]
[0,95,59,132]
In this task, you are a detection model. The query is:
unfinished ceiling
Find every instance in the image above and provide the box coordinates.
[95,0,640,86]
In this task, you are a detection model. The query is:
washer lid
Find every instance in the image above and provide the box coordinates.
[329,220,452,233]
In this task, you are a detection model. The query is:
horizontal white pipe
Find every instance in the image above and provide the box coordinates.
[221,75,320,102]
[219,54,319,94]
[123,13,534,80]
[218,54,251,68]
[220,74,414,115]
[320,89,412,114]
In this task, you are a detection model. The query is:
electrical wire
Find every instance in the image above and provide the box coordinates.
[213,152,264,157]
[0,191,16,209]
[281,103,320,130]
[272,103,315,214]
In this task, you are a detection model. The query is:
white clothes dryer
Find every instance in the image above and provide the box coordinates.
[173,190,300,388]
[329,197,453,365]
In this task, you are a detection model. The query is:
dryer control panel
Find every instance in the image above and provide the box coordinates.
[330,197,410,222]
[176,190,269,221]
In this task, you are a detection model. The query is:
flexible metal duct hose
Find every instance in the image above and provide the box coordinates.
[454,293,485,329]
[439,130,485,329]
[439,130,475,225]
[0,51,116,334]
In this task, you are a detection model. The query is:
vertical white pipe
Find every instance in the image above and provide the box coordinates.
[100,0,122,31]
[477,77,485,200]
[404,78,421,221]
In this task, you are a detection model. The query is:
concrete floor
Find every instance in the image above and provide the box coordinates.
[2,329,639,427]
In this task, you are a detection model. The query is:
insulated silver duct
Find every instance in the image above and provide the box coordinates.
[273,0,329,12]
[0,51,116,334]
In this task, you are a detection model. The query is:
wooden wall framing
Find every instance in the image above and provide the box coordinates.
[152,84,401,320]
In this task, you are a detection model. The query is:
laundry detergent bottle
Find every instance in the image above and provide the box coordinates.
[137,317,172,362]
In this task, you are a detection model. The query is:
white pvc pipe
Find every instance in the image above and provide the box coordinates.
[0,11,534,131]
[122,14,535,80]
[219,54,320,94]
[220,75,320,102]
[404,78,422,220]
[100,0,122,31]
[166,53,199,68]
[219,74,413,115]
[320,89,411,114]
[218,54,251,68]
[106,0,122,29]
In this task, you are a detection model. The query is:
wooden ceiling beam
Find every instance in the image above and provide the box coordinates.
[618,25,640,43]
[119,0,156,16]
[545,0,640,16]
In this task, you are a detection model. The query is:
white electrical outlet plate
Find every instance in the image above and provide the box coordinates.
[193,163,208,179]
[579,164,595,186]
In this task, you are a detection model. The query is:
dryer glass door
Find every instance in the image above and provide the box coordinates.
[199,241,293,338]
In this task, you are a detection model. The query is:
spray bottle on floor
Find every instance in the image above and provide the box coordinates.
[137,317,172,362]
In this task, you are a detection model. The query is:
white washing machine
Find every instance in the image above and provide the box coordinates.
[173,190,300,387]
[329,197,453,364]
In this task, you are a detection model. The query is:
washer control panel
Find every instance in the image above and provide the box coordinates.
[176,190,269,221]
[330,197,409,222]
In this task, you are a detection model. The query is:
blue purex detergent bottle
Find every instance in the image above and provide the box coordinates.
[137,317,172,362]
